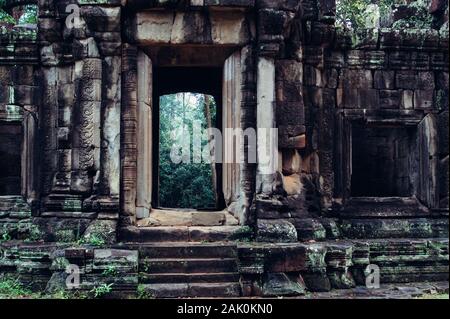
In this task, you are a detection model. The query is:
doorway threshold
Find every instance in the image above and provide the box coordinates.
[136,209,239,227]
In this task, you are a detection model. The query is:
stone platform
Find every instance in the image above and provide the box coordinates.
[136,209,239,227]
[119,226,251,242]
[1,238,448,298]
[297,281,449,299]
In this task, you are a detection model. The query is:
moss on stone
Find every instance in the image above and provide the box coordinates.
[55,229,78,243]
[81,220,116,246]
[231,225,254,241]
[137,284,154,299]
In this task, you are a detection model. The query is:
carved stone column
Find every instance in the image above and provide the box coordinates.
[121,44,138,226]
[72,58,102,195]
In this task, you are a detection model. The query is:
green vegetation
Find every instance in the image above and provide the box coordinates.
[392,0,433,29]
[141,261,150,272]
[55,229,77,243]
[0,277,33,298]
[90,283,114,298]
[0,1,15,25]
[102,265,118,277]
[336,0,398,29]
[0,232,11,243]
[137,284,154,299]
[159,93,217,209]
[0,275,109,299]
[18,5,37,24]
[78,234,106,247]
[0,2,37,25]
[336,0,435,30]
[0,224,12,242]
[231,226,254,242]
[25,224,42,242]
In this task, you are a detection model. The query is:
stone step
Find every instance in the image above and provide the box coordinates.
[139,272,240,284]
[130,242,238,259]
[0,204,29,210]
[140,258,238,274]
[340,218,449,239]
[119,225,250,242]
[0,196,30,211]
[140,282,241,298]
[0,196,25,203]
[136,209,227,227]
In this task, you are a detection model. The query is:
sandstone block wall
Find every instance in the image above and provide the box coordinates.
[0,0,448,244]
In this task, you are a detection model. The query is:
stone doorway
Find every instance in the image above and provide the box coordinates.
[351,123,417,198]
[334,110,439,217]
[119,4,257,241]
[0,123,22,195]
[138,66,236,229]
[151,67,225,212]
[155,92,220,211]
[121,46,253,237]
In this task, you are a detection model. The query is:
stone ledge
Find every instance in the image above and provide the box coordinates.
[340,218,449,239]
[337,197,431,218]
[132,9,253,45]
[118,225,251,242]
[332,28,448,51]
[125,0,256,10]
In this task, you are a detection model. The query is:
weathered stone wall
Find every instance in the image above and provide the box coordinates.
[301,26,449,240]
[0,1,122,242]
[0,0,448,245]
[255,0,333,242]
[34,0,122,243]
[256,0,450,242]
[0,1,448,298]
[0,28,39,240]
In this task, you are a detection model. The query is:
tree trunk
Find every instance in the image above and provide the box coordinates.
[204,95,218,207]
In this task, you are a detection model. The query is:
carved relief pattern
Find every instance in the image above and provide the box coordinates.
[41,77,57,195]
[121,44,138,219]
[79,99,96,171]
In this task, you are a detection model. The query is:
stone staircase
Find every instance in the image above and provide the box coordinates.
[119,209,250,243]
[133,242,242,298]
[1,237,447,298]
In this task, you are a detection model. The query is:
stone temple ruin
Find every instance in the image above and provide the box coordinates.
[0,0,448,298]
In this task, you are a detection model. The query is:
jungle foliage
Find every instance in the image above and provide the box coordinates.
[336,0,399,29]
[391,0,434,29]
[336,0,435,29]
[158,93,217,209]
[0,2,37,26]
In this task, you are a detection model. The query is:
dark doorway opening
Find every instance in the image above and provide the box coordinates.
[152,67,225,210]
[351,123,417,198]
[0,123,22,195]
